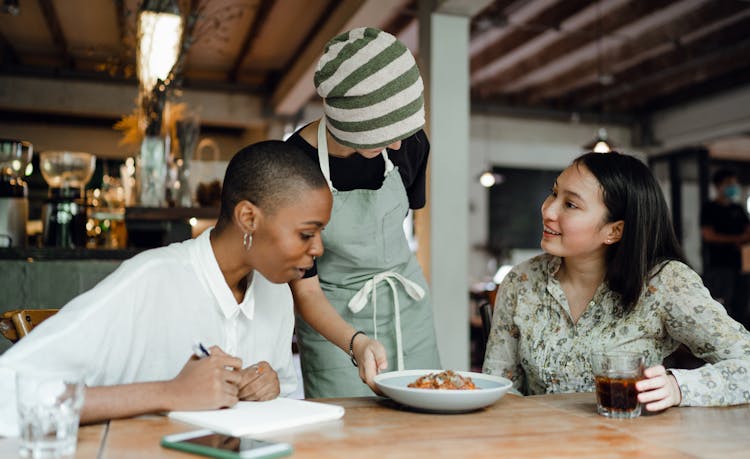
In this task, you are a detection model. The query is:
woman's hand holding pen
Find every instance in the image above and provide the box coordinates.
[352,335,388,395]
[237,361,280,401]
[169,345,243,410]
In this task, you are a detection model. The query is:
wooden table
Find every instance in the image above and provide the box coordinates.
[2,393,748,458]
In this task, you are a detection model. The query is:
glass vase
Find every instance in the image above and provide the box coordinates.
[137,135,168,207]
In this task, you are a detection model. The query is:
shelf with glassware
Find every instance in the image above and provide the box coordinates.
[123,205,218,249]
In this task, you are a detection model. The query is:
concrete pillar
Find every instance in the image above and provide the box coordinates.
[419,1,471,371]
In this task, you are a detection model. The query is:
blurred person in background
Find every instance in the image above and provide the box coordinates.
[701,167,750,329]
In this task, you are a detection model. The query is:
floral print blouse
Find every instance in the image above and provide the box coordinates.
[482,254,750,406]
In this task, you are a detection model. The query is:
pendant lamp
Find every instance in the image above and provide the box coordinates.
[137,0,183,95]
[583,127,615,153]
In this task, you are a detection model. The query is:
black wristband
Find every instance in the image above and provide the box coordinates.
[348,330,366,367]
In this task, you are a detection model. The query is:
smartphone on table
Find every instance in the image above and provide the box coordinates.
[161,429,293,459]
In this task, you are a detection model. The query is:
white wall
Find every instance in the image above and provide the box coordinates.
[651,85,750,151]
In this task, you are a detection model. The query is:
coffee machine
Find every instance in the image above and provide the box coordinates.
[0,139,32,248]
[40,151,96,248]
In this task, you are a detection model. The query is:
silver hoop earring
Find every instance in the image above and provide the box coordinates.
[243,232,253,250]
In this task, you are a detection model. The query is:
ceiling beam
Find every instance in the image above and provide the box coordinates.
[474,0,678,96]
[469,0,547,60]
[396,18,418,56]
[469,0,517,37]
[383,0,416,37]
[613,41,750,113]
[497,0,741,98]
[470,0,592,80]
[113,0,135,78]
[0,75,265,128]
[0,29,19,65]
[435,0,494,17]
[572,14,750,110]
[271,0,361,116]
[271,0,412,116]
[640,65,750,114]
[37,0,73,69]
[528,0,744,103]
[471,97,635,125]
[229,0,274,82]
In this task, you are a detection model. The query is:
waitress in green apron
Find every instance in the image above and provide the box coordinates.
[287,27,441,398]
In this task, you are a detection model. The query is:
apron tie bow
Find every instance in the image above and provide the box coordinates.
[348,271,425,370]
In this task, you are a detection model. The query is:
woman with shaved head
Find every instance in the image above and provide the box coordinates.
[0,140,333,435]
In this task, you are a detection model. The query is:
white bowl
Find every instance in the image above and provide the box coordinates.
[374,369,512,413]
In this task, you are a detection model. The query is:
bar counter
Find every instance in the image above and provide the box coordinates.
[0,249,127,353]
[0,247,140,260]
[0,206,219,309]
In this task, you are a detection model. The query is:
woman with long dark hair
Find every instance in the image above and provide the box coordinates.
[483,152,750,410]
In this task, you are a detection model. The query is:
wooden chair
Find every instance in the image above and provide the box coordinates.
[479,301,493,345]
[0,309,59,343]
[479,286,499,346]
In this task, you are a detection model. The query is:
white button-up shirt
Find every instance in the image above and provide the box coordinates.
[0,229,296,436]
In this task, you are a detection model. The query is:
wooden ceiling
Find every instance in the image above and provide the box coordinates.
[1,0,749,125]
[462,0,750,120]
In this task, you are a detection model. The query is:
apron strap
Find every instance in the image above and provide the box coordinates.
[347,271,425,371]
[382,150,395,176]
[317,117,394,189]
[316,118,335,191]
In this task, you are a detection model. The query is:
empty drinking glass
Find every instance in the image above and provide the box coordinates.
[16,370,85,459]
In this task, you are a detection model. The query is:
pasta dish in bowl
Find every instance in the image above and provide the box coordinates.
[374,369,512,413]
[408,370,477,390]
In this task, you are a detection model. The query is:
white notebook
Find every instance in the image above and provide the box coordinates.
[168,398,345,436]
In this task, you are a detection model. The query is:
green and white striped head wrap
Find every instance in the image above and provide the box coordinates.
[314,27,425,150]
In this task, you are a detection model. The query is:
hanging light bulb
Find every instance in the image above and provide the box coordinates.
[479,171,496,188]
[478,171,504,188]
[137,0,183,94]
[593,127,612,153]
[583,127,615,153]
[593,140,611,153]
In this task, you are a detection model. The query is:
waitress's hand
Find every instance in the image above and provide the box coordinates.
[636,365,682,412]
[237,361,280,401]
[352,335,388,394]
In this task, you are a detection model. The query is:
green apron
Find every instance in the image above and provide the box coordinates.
[295,118,441,398]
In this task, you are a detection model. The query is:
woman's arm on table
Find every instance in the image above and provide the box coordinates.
[81,348,242,423]
[290,276,387,391]
[657,261,750,407]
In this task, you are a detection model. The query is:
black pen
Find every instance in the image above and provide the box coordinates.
[193,342,211,359]
[193,342,240,372]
